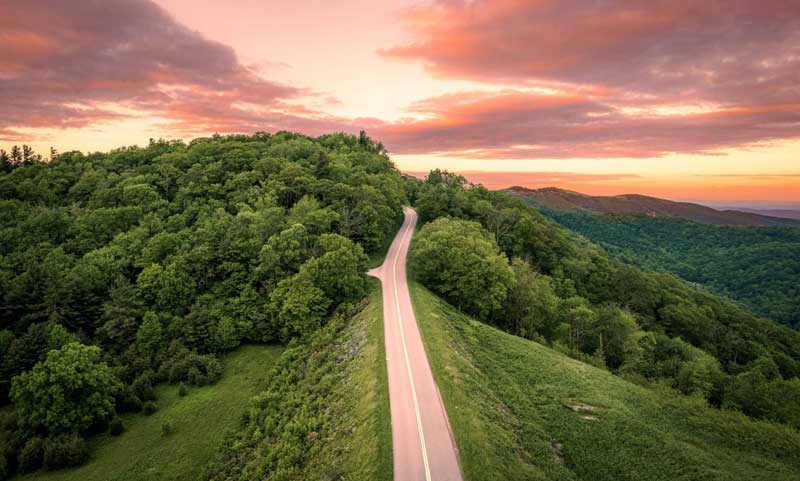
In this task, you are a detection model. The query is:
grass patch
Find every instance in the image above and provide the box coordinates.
[22,345,283,481]
[203,285,392,481]
[409,282,800,481]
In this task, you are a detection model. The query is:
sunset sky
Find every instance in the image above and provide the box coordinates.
[1,0,799,201]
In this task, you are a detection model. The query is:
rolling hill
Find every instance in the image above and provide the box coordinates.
[506,186,800,226]
[410,282,800,481]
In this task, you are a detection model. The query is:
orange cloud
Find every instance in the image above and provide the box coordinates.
[372,90,800,158]
[0,0,353,142]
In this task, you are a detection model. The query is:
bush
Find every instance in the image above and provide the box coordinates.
[17,436,44,473]
[159,346,223,386]
[116,389,143,413]
[43,433,88,470]
[178,383,188,397]
[131,371,156,402]
[143,401,157,415]
[109,417,124,436]
[161,421,174,437]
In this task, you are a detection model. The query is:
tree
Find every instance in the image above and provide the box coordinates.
[10,145,22,165]
[503,258,559,340]
[303,234,368,306]
[269,272,331,340]
[594,305,639,369]
[257,224,311,282]
[411,217,514,320]
[11,342,121,433]
[136,312,164,357]
[0,149,11,173]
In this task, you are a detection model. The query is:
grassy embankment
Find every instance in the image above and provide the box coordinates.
[202,283,392,481]
[23,345,283,481]
[409,282,800,481]
[23,283,393,481]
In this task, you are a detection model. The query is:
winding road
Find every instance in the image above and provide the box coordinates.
[369,207,464,481]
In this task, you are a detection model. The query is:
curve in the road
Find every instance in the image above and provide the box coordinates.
[369,207,463,481]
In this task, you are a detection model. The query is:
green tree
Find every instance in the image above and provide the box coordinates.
[503,258,559,340]
[411,217,514,320]
[11,342,121,433]
[269,272,331,340]
[136,312,164,357]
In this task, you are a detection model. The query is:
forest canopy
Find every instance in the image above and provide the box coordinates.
[409,170,800,429]
[0,132,405,476]
[541,211,800,328]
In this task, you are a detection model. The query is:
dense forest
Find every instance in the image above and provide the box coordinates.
[408,171,800,429]
[0,132,405,477]
[543,212,800,328]
[2,135,799,479]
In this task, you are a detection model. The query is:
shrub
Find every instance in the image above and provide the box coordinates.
[178,383,188,397]
[161,421,174,437]
[17,436,44,473]
[143,401,157,415]
[159,346,223,386]
[131,371,156,402]
[43,433,88,470]
[117,389,143,414]
[109,417,124,436]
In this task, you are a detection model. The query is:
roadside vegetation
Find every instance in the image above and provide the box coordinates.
[542,211,800,328]
[0,132,405,477]
[20,345,282,481]
[408,170,800,429]
[410,281,800,481]
[203,285,392,481]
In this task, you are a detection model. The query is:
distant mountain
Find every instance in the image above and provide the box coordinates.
[506,186,800,226]
[714,208,800,221]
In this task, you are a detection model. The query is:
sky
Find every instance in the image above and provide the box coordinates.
[1,0,799,201]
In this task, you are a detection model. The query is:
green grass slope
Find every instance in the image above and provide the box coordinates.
[22,345,283,481]
[410,282,800,481]
[203,283,392,481]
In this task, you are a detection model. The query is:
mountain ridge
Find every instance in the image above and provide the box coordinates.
[506,186,800,226]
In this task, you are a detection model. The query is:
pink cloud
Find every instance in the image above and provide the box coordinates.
[372,1,800,158]
[372,90,800,158]
[0,0,354,141]
[383,0,800,106]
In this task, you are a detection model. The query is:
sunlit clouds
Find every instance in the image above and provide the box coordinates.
[1,0,799,200]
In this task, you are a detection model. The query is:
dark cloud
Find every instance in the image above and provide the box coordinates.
[383,0,800,106]
[376,0,800,158]
[0,0,351,140]
[372,90,800,158]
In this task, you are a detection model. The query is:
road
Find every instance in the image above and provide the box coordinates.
[369,207,464,481]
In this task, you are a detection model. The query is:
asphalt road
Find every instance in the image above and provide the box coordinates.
[369,207,464,481]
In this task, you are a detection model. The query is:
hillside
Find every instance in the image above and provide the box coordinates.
[409,170,800,432]
[722,208,800,221]
[0,132,404,478]
[410,282,800,481]
[506,186,800,226]
[203,285,392,481]
[20,345,282,481]
[544,211,800,328]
